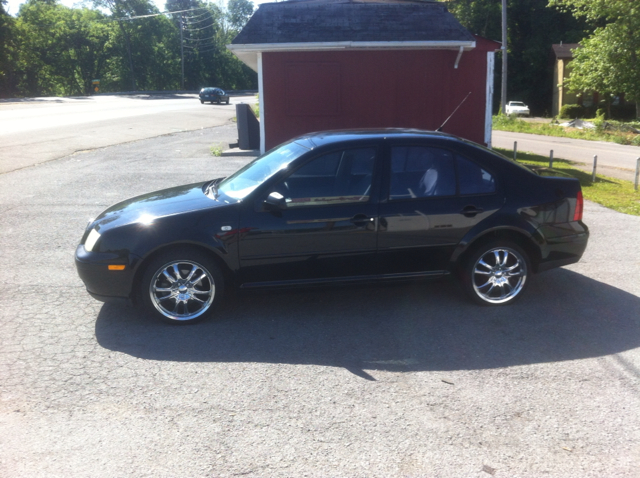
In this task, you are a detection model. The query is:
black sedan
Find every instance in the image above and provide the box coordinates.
[199,87,229,104]
[75,129,589,324]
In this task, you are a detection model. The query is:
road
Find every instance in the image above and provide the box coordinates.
[3,94,637,181]
[0,93,254,174]
[492,130,640,181]
[0,122,639,477]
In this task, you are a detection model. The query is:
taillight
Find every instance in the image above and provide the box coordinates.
[573,190,584,221]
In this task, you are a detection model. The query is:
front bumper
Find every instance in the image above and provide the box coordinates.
[75,245,140,301]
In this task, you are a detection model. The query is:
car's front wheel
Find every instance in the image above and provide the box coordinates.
[140,248,224,324]
[462,241,530,305]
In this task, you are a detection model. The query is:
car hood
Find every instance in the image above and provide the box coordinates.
[91,181,225,232]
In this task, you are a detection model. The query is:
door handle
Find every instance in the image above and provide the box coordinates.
[350,214,375,226]
[460,205,484,217]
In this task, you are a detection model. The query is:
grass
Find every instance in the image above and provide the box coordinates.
[252,94,260,118]
[210,143,224,157]
[494,148,640,216]
[493,114,640,146]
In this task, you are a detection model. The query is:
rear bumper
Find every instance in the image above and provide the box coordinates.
[536,222,589,272]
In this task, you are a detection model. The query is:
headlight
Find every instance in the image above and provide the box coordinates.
[84,229,101,252]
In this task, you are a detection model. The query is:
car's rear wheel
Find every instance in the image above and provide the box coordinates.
[140,248,224,324]
[226,98,230,105]
[200,99,204,104]
[462,241,530,305]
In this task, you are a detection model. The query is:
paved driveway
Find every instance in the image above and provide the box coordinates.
[0,94,254,174]
[1,125,639,477]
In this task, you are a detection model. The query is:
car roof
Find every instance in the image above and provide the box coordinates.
[293,128,463,148]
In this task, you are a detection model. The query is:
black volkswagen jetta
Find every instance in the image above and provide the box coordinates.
[75,129,589,324]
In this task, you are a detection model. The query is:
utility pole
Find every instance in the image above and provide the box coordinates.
[501,0,507,114]
[180,13,185,90]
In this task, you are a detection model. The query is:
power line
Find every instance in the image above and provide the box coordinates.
[184,34,217,42]
[114,7,208,22]
[183,22,216,32]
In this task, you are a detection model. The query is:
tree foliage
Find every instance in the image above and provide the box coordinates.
[227,0,254,31]
[445,0,589,115]
[15,0,116,96]
[0,0,19,97]
[1,0,256,98]
[549,0,640,118]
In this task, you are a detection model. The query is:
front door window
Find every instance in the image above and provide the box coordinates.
[275,148,376,207]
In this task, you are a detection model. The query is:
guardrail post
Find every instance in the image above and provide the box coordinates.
[549,150,554,168]
[635,157,640,191]
[592,155,598,183]
[513,141,517,161]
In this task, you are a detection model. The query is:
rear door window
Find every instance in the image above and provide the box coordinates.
[389,146,456,199]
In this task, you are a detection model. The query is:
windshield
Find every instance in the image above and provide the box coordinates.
[511,102,525,107]
[216,142,310,202]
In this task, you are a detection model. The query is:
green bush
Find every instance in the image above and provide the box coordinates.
[594,109,606,132]
[559,104,585,119]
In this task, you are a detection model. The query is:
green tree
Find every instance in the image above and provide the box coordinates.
[227,0,253,31]
[16,0,116,96]
[164,0,256,91]
[549,0,640,118]
[445,0,589,115]
[0,0,19,97]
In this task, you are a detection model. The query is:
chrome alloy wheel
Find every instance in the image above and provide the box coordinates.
[471,247,527,304]
[149,260,215,321]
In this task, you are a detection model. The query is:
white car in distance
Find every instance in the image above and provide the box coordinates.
[505,101,530,116]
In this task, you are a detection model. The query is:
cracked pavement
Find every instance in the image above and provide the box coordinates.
[1,124,639,477]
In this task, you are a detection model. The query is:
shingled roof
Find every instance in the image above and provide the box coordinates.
[232,0,475,45]
[228,0,477,70]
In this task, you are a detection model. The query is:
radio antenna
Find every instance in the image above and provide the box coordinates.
[436,91,472,132]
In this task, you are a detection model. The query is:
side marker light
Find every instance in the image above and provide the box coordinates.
[108,265,126,271]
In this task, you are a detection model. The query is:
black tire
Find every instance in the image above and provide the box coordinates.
[216,98,221,104]
[461,241,530,306]
[200,100,204,104]
[225,98,230,105]
[140,247,224,324]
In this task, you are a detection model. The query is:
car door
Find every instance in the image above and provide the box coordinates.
[377,143,503,275]
[238,146,380,285]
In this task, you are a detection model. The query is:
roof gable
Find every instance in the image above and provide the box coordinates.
[552,43,580,60]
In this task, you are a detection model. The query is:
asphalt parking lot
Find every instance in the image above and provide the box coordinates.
[1,124,639,477]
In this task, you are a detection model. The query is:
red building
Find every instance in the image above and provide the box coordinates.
[229,0,500,153]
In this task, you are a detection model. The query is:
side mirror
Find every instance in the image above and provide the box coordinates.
[264,191,287,210]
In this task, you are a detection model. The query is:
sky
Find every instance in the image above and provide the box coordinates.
[4,0,271,16]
